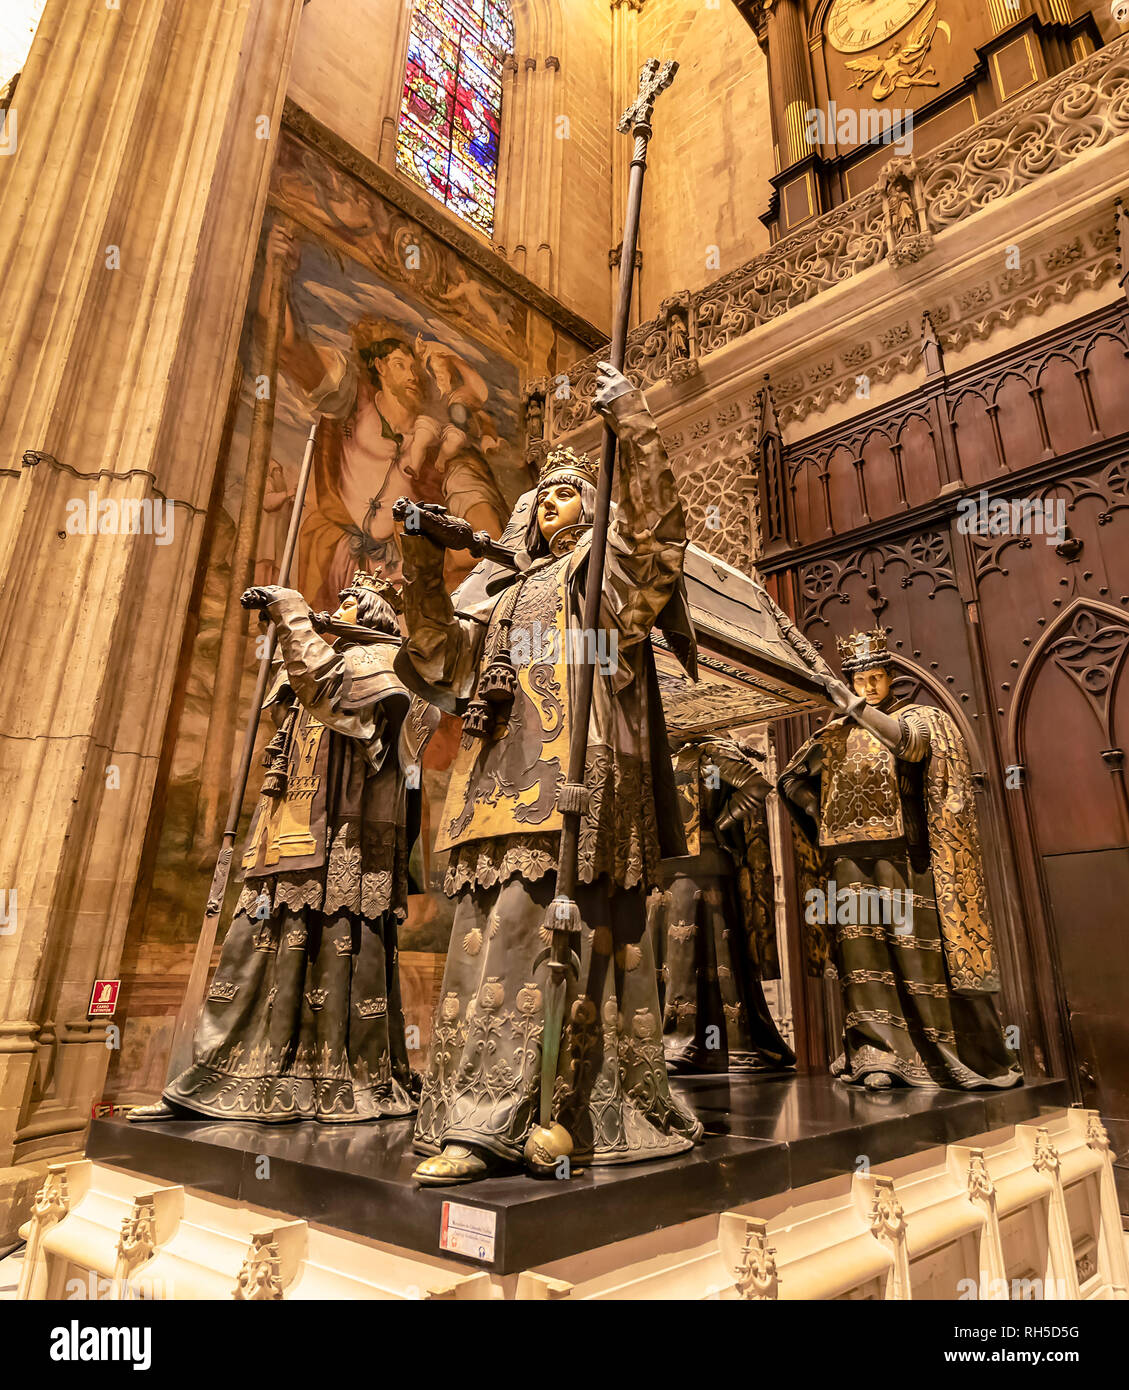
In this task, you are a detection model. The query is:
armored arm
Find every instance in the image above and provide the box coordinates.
[823,676,927,761]
[243,587,380,743]
[592,363,687,665]
[695,737,774,832]
[391,497,522,572]
[394,527,481,711]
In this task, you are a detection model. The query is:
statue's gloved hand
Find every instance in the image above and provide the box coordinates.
[716,770,773,830]
[592,360,637,422]
[392,497,447,574]
[241,585,287,613]
[824,675,864,717]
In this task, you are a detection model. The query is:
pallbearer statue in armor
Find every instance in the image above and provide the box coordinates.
[137,572,431,1123]
[778,628,1022,1091]
[395,362,703,1184]
[650,736,795,1074]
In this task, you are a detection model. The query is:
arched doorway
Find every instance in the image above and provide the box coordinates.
[1011,600,1129,1202]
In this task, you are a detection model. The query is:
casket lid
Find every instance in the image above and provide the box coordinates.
[654,543,830,736]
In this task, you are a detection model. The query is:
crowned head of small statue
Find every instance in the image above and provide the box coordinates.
[837,627,895,707]
[526,446,598,557]
[332,569,401,637]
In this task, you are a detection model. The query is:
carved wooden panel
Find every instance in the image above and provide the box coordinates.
[782,308,1129,551]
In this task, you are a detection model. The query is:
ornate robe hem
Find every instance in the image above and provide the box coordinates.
[164,1066,417,1124]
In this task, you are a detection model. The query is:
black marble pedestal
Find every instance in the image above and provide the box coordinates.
[87,1073,1069,1275]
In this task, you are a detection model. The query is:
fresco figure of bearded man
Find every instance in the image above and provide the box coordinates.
[394,362,703,1184]
[778,628,1022,1092]
[650,735,795,1075]
[133,572,432,1123]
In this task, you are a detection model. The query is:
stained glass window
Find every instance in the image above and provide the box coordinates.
[396,0,514,236]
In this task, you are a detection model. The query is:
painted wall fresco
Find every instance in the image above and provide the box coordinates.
[106,127,587,1099]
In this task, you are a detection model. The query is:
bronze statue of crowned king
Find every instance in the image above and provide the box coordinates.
[394,362,704,1184]
[778,628,1022,1092]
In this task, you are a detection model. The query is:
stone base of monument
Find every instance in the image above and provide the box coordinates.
[14,1075,1127,1300]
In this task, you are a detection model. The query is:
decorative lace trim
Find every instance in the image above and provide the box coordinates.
[444,833,559,894]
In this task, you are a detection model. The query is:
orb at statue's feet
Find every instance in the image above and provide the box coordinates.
[523,1123,573,1177]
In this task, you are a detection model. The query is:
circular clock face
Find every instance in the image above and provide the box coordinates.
[826,0,933,54]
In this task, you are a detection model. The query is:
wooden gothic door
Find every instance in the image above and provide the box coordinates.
[1014,600,1129,1204]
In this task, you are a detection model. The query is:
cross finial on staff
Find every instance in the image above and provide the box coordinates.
[618,57,679,135]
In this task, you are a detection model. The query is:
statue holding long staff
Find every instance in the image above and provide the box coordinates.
[132,413,435,1122]
[393,59,702,1184]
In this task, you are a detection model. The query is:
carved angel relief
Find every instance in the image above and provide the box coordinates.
[845,3,949,103]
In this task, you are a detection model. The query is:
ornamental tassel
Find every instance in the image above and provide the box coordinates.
[462,589,523,742]
[461,697,494,740]
[260,703,298,798]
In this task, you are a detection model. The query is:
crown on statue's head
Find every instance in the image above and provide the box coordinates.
[348,570,383,596]
[836,627,892,676]
[346,568,403,613]
[536,446,598,495]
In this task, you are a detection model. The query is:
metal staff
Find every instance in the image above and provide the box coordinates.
[162,418,321,1085]
[525,58,679,1176]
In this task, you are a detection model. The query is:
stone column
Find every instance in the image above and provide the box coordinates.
[0,0,305,1245]
[764,0,816,169]
[536,54,562,290]
[512,56,539,276]
[377,1,414,169]
[495,54,522,255]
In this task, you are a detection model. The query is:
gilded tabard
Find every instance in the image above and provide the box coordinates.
[241,704,330,876]
[819,722,903,847]
[437,556,571,852]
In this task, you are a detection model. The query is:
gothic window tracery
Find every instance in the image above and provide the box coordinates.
[395,0,514,235]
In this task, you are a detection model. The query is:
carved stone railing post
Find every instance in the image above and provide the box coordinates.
[16,1164,71,1300]
[1032,1128,1082,1299]
[867,1176,911,1299]
[232,1221,306,1300]
[964,1148,1009,1298]
[1083,1112,1129,1298]
[733,1217,781,1300]
[110,1195,157,1300]
[233,1232,284,1301]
